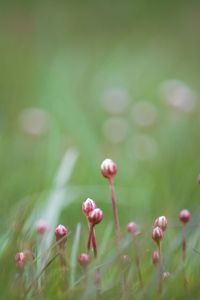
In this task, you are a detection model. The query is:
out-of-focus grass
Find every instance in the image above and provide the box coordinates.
[1,1,200,299]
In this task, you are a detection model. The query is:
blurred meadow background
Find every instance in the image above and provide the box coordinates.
[1,0,200,298]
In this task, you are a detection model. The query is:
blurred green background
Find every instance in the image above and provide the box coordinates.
[1,0,200,236]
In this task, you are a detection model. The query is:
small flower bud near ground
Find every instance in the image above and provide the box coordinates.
[78,253,90,267]
[87,208,103,257]
[152,227,164,242]
[55,224,69,238]
[179,209,190,262]
[55,224,69,243]
[36,219,48,235]
[127,222,140,235]
[100,158,117,179]
[88,208,103,225]
[82,198,96,216]
[15,252,26,268]
[152,250,160,265]
[154,216,168,231]
[162,272,170,280]
[179,209,190,223]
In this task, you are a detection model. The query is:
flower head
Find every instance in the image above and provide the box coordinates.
[82,198,96,217]
[88,208,103,225]
[36,219,48,235]
[154,216,168,231]
[152,226,163,242]
[100,158,117,179]
[127,222,140,235]
[179,209,190,223]
[78,253,90,266]
[55,224,69,241]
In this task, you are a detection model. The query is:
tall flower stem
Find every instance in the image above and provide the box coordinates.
[157,241,163,295]
[182,223,186,261]
[87,221,97,257]
[108,177,121,247]
[87,224,96,256]
[181,223,188,291]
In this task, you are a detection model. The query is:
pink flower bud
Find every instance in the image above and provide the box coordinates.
[78,253,90,266]
[36,219,48,235]
[152,250,159,265]
[127,222,140,235]
[88,208,103,225]
[55,224,69,241]
[15,252,26,268]
[82,198,96,217]
[152,226,163,242]
[154,216,168,231]
[179,209,190,223]
[100,158,117,179]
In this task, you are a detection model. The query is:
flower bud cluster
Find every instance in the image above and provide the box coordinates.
[82,198,103,226]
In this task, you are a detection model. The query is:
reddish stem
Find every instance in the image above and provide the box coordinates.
[92,229,97,257]
[182,223,188,291]
[87,224,94,253]
[87,220,97,257]
[157,241,163,296]
[182,223,186,261]
[108,177,121,247]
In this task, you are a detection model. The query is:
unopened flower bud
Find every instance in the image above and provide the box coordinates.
[36,219,48,235]
[78,253,90,266]
[152,227,163,242]
[152,250,159,265]
[15,252,26,268]
[100,158,117,179]
[179,209,190,223]
[55,224,69,241]
[154,216,168,231]
[88,208,103,225]
[82,198,96,217]
[127,222,140,235]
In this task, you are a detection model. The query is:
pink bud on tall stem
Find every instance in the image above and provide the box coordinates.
[179,209,190,290]
[82,198,97,255]
[55,224,69,289]
[152,226,164,295]
[87,208,103,258]
[179,209,190,261]
[101,158,121,248]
